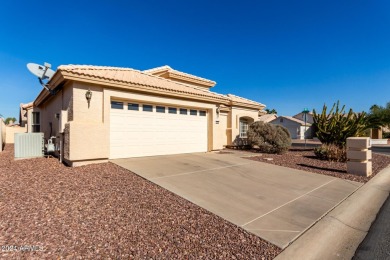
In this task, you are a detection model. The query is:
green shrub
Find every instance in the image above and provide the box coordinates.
[247,121,291,154]
[314,144,347,162]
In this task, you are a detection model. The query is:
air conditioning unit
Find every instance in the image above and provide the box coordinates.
[14,133,44,159]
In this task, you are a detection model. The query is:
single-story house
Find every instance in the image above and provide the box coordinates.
[269,115,313,139]
[23,65,266,166]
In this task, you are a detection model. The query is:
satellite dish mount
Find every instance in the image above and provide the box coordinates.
[27,62,56,95]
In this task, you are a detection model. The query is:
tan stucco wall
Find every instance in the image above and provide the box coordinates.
[5,126,27,143]
[31,84,72,160]
[38,81,261,164]
[230,107,258,144]
[213,112,228,149]
[39,83,72,139]
[63,82,108,162]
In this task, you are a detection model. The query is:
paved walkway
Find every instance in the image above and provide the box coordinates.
[112,151,362,248]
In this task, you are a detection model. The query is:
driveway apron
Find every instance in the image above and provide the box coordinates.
[112,152,362,248]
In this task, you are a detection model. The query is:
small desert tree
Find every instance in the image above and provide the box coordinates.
[265,108,277,114]
[367,103,390,128]
[247,121,291,154]
[313,101,370,147]
[5,117,17,125]
[313,101,372,161]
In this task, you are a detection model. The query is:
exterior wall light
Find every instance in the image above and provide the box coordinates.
[85,89,92,108]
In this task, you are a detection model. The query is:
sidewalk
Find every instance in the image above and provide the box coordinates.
[276,166,390,260]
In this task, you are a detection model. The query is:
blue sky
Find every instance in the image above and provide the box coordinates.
[1,0,389,120]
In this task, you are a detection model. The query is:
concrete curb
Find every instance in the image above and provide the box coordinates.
[275,166,390,260]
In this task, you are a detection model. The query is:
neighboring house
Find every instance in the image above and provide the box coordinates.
[23,65,265,166]
[270,116,313,139]
[292,111,314,124]
[258,114,278,123]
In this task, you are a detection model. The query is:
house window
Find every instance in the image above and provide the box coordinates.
[111,101,123,109]
[128,103,139,111]
[32,112,40,132]
[168,107,177,114]
[156,106,165,113]
[280,118,284,123]
[199,111,206,116]
[190,110,197,116]
[239,119,249,138]
[143,105,153,112]
[180,108,187,115]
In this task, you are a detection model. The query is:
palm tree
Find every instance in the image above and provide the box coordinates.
[265,108,277,114]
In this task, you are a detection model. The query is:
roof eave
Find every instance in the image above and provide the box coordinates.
[58,72,229,105]
[168,71,216,87]
[34,72,66,106]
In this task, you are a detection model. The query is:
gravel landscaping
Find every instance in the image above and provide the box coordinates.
[245,148,390,183]
[0,145,281,259]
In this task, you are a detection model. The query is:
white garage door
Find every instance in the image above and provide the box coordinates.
[110,100,208,159]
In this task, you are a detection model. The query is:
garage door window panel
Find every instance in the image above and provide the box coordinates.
[128,103,139,111]
[199,111,206,116]
[143,105,153,112]
[111,101,123,109]
[168,107,177,114]
[180,108,187,115]
[156,106,165,113]
[190,110,197,116]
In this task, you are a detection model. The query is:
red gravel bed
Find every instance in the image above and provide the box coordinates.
[0,145,280,259]
[246,148,390,183]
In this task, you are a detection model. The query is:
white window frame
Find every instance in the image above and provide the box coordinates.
[32,112,40,133]
[239,119,249,138]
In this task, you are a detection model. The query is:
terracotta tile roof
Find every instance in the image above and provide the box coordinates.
[54,65,264,109]
[259,114,278,122]
[227,94,265,107]
[57,65,227,102]
[143,65,216,86]
[277,116,312,126]
[21,102,33,109]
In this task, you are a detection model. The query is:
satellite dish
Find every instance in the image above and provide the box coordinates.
[26,62,56,95]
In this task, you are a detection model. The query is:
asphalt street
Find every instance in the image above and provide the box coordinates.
[354,195,390,260]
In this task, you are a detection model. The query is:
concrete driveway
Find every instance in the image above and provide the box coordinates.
[112,151,362,248]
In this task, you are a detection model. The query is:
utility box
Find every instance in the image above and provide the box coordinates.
[346,137,372,177]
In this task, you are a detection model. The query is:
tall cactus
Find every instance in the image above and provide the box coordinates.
[313,101,369,147]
